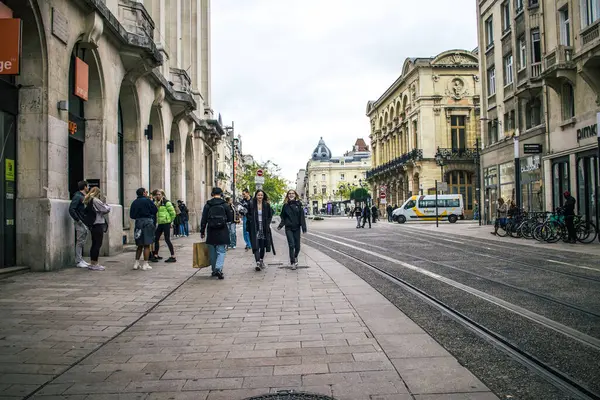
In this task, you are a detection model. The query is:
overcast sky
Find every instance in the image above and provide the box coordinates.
[211,1,478,185]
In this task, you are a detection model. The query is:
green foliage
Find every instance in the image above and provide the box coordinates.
[336,182,352,201]
[350,187,370,202]
[236,160,287,203]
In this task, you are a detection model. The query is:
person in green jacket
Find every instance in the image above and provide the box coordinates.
[151,189,177,263]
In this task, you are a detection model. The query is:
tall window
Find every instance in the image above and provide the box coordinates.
[321,174,325,181]
[340,173,345,181]
[487,67,496,95]
[504,110,515,132]
[526,97,542,129]
[321,186,327,195]
[581,0,600,28]
[487,120,499,145]
[502,2,511,32]
[485,17,494,48]
[450,116,466,150]
[515,0,524,12]
[531,29,541,63]
[560,7,571,46]
[504,54,514,85]
[447,171,474,211]
[518,36,527,70]
[562,83,575,120]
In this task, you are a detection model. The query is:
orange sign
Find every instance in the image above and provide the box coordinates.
[74,57,89,101]
[0,18,21,75]
[68,121,78,135]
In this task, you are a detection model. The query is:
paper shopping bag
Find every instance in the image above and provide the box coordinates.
[192,242,211,268]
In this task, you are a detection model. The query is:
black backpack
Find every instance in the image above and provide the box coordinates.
[82,201,96,228]
[207,203,227,229]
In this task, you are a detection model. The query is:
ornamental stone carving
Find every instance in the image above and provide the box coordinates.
[446,77,468,100]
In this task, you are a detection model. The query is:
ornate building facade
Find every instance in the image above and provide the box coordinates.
[304,138,371,214]
[366,50,482,218]
[0,0,222,271]
[477,0,600,225]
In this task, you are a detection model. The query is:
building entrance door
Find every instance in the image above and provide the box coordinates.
[577,153,598,224]
[0,111,17,267]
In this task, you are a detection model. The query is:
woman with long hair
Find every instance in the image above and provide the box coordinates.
[150,189,177,263]
[246,189,274,271]
[277,190,307,270]
[83,187,111,271]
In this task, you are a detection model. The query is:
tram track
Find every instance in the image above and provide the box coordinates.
[304,231,600,400]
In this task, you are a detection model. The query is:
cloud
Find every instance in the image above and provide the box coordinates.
[211,0,478,184]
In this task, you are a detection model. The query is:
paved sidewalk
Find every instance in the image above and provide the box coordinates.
[0,227,497,400]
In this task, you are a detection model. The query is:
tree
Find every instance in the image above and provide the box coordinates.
[350,187,370,203]
[336,182,352,201]
[236,161,287,203]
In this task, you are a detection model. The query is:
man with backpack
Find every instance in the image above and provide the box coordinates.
[200,187,233,279]
[69,180,89,268]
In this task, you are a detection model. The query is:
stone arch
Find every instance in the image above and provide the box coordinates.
[395,100,401,117]
[378,116,383,129]
[389,106,395,120]
[118,82,141,230]
[169,122,183,202]
[149,105,165,191]
[402,95,409,113]
[384,111,389,124]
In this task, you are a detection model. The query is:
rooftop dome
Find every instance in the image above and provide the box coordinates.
[311,137,332,161]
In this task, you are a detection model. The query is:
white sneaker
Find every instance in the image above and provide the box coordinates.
[133,260,140,270]
[76,261,89,268]
[141,262,152,271]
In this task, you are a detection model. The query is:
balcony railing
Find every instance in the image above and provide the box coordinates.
[437,148,478,163]
[366,149,423,179]
[582,21,600,46]
[544,46,574,70]
[530,62,542,79]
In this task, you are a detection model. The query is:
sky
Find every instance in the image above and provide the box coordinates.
[211,0,478,185]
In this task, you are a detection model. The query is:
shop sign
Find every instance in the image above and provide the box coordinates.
[68,113,86,142]
[577,124,597,142]
[5,158,14,181]
[0,18,22,75]
[523,144,542,154]
[87,179,100,189]
[74,57,89,101]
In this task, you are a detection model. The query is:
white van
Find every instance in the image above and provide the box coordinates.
[392,194,464,224]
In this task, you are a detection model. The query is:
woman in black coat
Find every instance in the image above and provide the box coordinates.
[277,190,306,270]
[246,189,274,271]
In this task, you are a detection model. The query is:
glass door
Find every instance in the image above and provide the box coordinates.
[0,111,16,267]
[577,155,598,223]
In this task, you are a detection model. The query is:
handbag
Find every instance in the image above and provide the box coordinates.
[192,242,211,268]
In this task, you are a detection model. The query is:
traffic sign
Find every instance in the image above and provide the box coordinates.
[438,182,448,192]
[379,192,386,199]
[256,169,264,177]
[255,176,265,184]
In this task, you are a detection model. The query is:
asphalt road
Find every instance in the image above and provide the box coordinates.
[303,217,600,400]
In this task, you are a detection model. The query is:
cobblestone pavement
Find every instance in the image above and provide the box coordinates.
[0,227,497,400]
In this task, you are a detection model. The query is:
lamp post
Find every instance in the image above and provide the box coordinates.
[435,147,445,193]
[475,138,482,226]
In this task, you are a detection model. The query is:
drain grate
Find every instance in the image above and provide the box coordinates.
[278,265,310,269]
[243,391,337,400]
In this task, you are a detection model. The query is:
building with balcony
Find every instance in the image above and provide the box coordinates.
[477,0,600,224]
[366,50,481,218]
[305,138,371,214]
[0,0,222,271]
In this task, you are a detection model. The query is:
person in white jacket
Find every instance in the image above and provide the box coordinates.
[83,187,111,271]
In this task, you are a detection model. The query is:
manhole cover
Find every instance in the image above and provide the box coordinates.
[243,391,337,400]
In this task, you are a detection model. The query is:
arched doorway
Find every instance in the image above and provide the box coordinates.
[148,106,164,191]
[446,170,475,217]
[169,123,183,202]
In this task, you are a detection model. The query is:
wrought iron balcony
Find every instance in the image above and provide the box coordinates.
[436,148,478,163]
[366,149,423,179]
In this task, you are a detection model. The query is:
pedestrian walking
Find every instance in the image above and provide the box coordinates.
[200,187,233,279]
[371,205,378,223]
[354,205,363,228]
[386,204,393,222]
[247,189,274,271]
[69,180,90,268]
[491,197,508,235]
[151,189,177,263]
[563,191,577,243]
[130,187,158,271]
[362,205,372,228]
[82,187,111,271]
[239,189,253,251]
[178,200,190,237]
[226,197,239,249]
[173,202,181,237]
[277,190,307,270]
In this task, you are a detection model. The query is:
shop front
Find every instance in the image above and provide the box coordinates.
[0,76,16,268]
[483,166,498,224]
[520,155,543,213]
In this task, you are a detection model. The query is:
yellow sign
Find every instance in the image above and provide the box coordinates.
[5,159,14,181]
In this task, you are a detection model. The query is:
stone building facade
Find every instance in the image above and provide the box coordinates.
[366,50,481,218]
[304,138,371,214]
[477,0,600,224]
[0,0,222,271]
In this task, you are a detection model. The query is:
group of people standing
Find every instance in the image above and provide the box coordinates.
[199,187,307,279]
[69,180,191,271]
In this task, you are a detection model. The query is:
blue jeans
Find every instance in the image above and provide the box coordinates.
[180,221,189,236]
[228,222,237,248]
[242,216,251,248]
[208,244,227,273]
